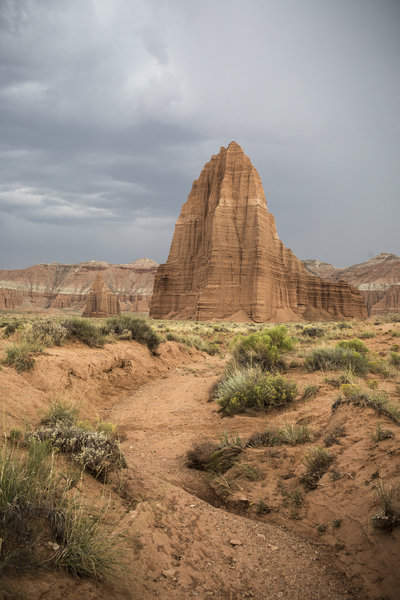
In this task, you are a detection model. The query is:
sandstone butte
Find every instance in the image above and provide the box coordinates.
[0,258,158,313]
[150,141,367,322]
[82,273,120,318]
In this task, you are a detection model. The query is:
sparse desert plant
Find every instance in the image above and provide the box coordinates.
[300,447,333,489]
[324,422,346,447]
[246,422,311,447]
[305,345,369,375]
[324,372,355,387]
[301,384,320,400]
[31,424,126,480]
[232,325,294,371]
[255,499,271,514]
[389,351,400,368]
[0,439,122,578]
[8,427,23,445]
[359,331,375,339]
[41,399,79,427]
[104,315,161,353]
[332,385,400,424]
[1,319,22,337]
[337,322,352,330]
[370,422,394,442]
[186,439,243,474]
[2,342,37,372]
[216,369,297,415]
[302,326,324,338]
[337,338,369,355]
[234,462,263,480]
[24,318,68,347]
[371,480,400,532]
[62,318,105,348]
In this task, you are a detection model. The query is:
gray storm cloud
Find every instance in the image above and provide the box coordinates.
[0,0,399,268]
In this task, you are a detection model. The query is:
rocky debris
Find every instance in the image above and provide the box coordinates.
[82,273,120,318]
[304,252,400,315]
[0,258,158,313]
[150,141,367,322]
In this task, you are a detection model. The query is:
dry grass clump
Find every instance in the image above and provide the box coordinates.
[370,422,394,442]
[371,480,400,532]
[332,384,400,424]
[0,439,122,578]
[187,439,243,474]
[300,447,333,489]
[247,422,312,448]
[305,345,369,375]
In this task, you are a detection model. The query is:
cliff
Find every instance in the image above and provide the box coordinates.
[0,258,158,313]
[150,142,367,322]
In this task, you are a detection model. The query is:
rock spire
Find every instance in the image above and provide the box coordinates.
[82,273,120,318]
[150,141,367,322]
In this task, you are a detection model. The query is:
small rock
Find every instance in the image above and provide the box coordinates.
[229,538,242,546]
[47,542,60,551]
[162,568,176,578]
[267,544,278,551]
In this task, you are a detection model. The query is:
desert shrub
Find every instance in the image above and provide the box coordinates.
[337,338,369,355]
[333,385,400,424]
[324,422,346,447]
[370,422,393,442]
[324,373,355,387]
[0,439,121,578]
[25,318,68,347]
[359,331,375,339]
[304,345,369,375]
[41,400,78,427]
[368,358,392,378]
[389,351,400,368]
[371,480,400,532]
[8,428,23,445]
[1,320,22,337]
[301,447,333,489]
[337,322,352,330]
[232,325,294,371]
[31,425,125,479]
[105,315,161,353]
[302,326,324,338]
[301,384,320,400]
[62,318,105,348]
[216,368,297,415]
[247,422,311,447]
[2,342,36,372]
[186,440,242,474]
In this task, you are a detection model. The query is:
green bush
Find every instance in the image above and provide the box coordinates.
[304,345,369,375]
[104,315,161,353]
[337,338,369,355]
[62,318,105,347]
[217,368,297,415]
[0,439,121,577]
[41,400,78,427]
[302,326,324,338]
[25,318,68,347]
[2,342,37,372]
[232,325,294,370]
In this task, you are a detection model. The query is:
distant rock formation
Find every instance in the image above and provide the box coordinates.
[82,273,120,318]
[150,141,367,322]
[303,253,400,315]
[0,258,158,313]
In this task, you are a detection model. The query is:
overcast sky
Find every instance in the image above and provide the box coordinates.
[0,0,399,270]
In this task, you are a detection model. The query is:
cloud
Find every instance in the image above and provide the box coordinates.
[0,0,399,269]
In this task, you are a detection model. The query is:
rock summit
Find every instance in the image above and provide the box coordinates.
[82,273,120,318]
[150,141,367,322]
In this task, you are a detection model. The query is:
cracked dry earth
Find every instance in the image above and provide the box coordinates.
[102,356,356,600]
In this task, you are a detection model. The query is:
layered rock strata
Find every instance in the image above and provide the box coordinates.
[0,258,157,313]
[82,273,120,318]
[150,141,367,322]
[304,253,400,315]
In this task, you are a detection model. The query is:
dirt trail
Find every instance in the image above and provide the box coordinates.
[106,355,356,600]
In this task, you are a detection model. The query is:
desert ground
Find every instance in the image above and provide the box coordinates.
[0,312,399,600]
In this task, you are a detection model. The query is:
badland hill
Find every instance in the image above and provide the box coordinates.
[304,253,400,315]
[150,142,367,322]
[0,258,157,313]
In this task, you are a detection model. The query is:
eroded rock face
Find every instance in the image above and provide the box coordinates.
[82,273,120,318]
[150,142,367,322]
[0,258,158,313]
[304,253,400,315]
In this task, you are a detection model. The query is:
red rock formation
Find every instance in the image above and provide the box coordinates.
[82,273,120,318]
[150,142,367,322]
[0,258,158,313]
[304,253,400,315]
